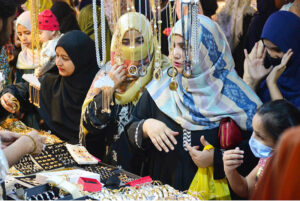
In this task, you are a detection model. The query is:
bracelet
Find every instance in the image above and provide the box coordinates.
[24,135,37,154]
[135,120,145,149]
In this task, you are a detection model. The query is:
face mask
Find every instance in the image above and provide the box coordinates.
[266,52,282,67]
[249,135,273,158]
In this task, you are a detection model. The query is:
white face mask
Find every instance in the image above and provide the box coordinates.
[249,134,273,158]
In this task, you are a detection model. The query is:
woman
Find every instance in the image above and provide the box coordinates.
[244,11,300,107]
[251,125,300,199]
[80,12,169,173]
[217,0,255,77]
[0,30,98,143]
[223,100,300,198]
[15,11,39,83]
[126,15,261,191]
[51,1,80,34]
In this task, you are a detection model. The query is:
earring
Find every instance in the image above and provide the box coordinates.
[138,65,147,77]
[128,65,138,76]
[183,62,192,78]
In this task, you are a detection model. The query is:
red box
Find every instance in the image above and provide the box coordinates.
[78,177,102,192]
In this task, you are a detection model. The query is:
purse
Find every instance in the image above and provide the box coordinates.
[218,118,243,149]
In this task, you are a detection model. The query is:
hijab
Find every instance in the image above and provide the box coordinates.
[147,15,261,131]
[16,11,39,70]
[80,12,169,137]
[51,2,80,33]
[78,4,111,63]
[38,30,98,143]
[258,11,300,107]
[245,0,277,52]
[217,0,255,50]
[251,126,300,199]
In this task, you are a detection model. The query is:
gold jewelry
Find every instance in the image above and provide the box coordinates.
[24,135,37,154]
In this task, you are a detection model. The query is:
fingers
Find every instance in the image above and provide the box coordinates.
[186,143,201,158]
[156,134,171,152]
[165,127,178,145]
[257,42,264,58]
[281,49,293,66]
[254,42,258,58]
[244,49,250,61]
[200,135,210,147]
[1,96,15,113]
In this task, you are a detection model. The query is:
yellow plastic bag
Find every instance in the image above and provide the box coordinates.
[188,145,231,200]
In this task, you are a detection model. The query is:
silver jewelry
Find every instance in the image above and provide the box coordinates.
[135,119,145,149]
[37,194,44,200]
[183,129,191,151]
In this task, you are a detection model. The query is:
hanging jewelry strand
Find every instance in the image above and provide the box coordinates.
[92,0,114,113]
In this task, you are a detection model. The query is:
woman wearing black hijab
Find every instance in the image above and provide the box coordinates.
[51,1,80,33]
[0,31,98,143]
[244,0,278,52]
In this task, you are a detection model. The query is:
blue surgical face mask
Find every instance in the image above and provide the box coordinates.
[249,134,273,158]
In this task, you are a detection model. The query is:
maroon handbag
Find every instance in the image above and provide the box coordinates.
[218,118,243,149]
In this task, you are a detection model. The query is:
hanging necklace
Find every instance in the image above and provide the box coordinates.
[167,0,179,90]
[151,0,163,81]
[92,0,114,113]
[22,0,41,108]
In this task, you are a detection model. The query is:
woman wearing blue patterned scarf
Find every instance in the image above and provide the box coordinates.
[126,14,261,192]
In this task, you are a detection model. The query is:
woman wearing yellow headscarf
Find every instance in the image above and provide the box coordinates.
[80,12,169,174]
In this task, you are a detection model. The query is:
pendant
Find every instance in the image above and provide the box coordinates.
[169,79,178,91]
[128,65,138,76]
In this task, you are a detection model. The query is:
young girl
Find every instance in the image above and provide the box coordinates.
[223,100,300,198]
[15,11,39,83]
[37,9,62,77]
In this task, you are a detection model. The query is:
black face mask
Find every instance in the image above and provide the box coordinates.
[266,52,282,67]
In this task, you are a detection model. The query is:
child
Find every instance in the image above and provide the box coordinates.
[223,100,300,198]
[16,11,39,83]
[37,9,61,77]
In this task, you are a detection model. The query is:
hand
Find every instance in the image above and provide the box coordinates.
[1,93,18,113]
[223,147,244,175]
[244,42,272,85]
[142,118,179,152]
[108,64,126,90]
[24,131,46,155]
[266,49,293,85]
[0,130,21,149]
[186,136,214,168]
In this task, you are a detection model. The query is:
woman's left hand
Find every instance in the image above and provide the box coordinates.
[266,49,293,85]
[186,136,214,168]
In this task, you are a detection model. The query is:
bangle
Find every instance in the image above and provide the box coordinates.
[24,135,37,154]
[135,120,145,149]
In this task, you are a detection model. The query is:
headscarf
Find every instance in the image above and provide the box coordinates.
[80,12,169,136]
[258,11,300,107]
[24,0,52,13]
[251,126,300,199]
[245,0,277,52]
[147,15,261,131]
[16,11,39,70]
[51,2,80,33]
[217,0,255,50]
[38,30,98,143]
[78,4,111,63]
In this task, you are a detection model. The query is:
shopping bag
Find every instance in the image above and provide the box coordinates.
[188,145,231,200]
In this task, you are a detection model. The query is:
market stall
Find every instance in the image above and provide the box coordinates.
[1,118,199,200]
